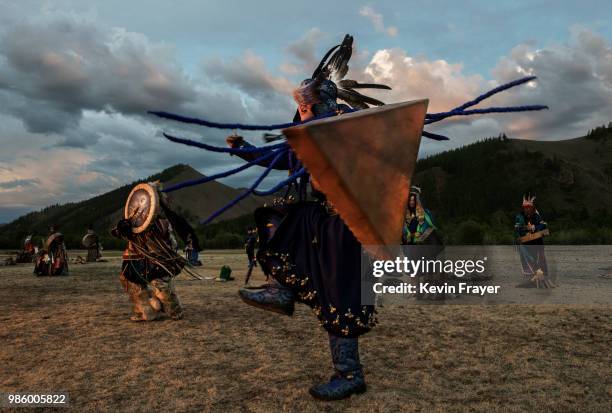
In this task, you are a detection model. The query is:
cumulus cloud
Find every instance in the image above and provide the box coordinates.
[0,13,296,222]
[362,48,484,113]
[354,28,612,147]
[0,129,98,209]
[0,6,611,225]
[359,6,398,37]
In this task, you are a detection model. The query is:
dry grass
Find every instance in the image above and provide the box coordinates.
[0,250,610,412]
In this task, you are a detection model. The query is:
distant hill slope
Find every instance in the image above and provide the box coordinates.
[0,164,272,249]
[2,126,611,249]
[195,126,612,247]
[412,127,612,243]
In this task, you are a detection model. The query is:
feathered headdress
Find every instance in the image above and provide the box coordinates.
[292,34,391,121]
[522,194,536,208]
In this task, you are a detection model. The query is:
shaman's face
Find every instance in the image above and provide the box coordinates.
[298,104,315,121]
[293,80,318,121]
[409,195,416,208]
[523,205,535,216]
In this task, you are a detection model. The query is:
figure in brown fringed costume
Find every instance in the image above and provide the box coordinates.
[111,182,202,321]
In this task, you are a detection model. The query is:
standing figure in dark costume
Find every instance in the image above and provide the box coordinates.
[514,195,553,288]
[82,226,101,262]
[227,36,386,400]
[34,225,69,276]
[243,227,258,284]
[184,233,202,266]
[111,182,201,321]
[244,228,257,266]
[148,33,547,401]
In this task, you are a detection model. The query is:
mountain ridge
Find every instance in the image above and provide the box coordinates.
[0,164,272,249]
[1,124,611,248]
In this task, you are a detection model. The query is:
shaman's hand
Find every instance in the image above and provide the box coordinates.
[111,219,133,239]
[226,135,245,148]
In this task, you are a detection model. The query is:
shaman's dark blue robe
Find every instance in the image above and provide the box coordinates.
[236,142,377,338]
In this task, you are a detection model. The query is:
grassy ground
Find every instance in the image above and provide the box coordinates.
[0,250,610,412]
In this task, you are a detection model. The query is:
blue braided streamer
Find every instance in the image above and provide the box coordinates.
[200,150,284,225]
[450,76,537,112]
[151,109,345,132]
[425,104,549,125]
[449,105,549,116]
[422,131,450,141]
[162,149,285,193]
[163,133,287,154]
[152,76,547,142]
[252,167,306,196]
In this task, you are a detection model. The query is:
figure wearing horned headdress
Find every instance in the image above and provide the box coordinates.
[514,194,554,288]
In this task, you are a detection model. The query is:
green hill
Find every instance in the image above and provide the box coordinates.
[3,124,611,250]
[193,125,612,247]
[412,125,612,244]
[0,164,272,250]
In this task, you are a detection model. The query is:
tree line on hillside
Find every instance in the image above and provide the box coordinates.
[414,135,612,244]
[0,165,193,250]
[586,122,612,141]
[2,130,612,250]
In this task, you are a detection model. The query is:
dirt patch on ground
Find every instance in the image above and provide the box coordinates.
[0,250,610,412]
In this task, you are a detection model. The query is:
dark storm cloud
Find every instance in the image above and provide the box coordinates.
[201,51,294,101]
[285,28,326,71]
[0,1,611,224]
[0,15,196,141]
[489,28,612,139]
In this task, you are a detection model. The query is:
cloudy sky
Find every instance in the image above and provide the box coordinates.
[0,0,611,223]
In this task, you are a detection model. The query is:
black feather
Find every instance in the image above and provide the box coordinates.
[338,88,385,107]
[325,34,353,81]
[338,79,392,90]
[337,90,369,109]
[312,45,340,78]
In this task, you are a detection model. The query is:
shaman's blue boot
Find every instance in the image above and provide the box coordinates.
[238,278,295,316]
[309,334,367,401]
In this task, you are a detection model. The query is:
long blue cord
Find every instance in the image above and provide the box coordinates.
[153,75,549,223]
[200,150,285,225]
[163,149,283,193]
[163,133,287,154]
[150,76,548,141]
[252,167,306,196]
